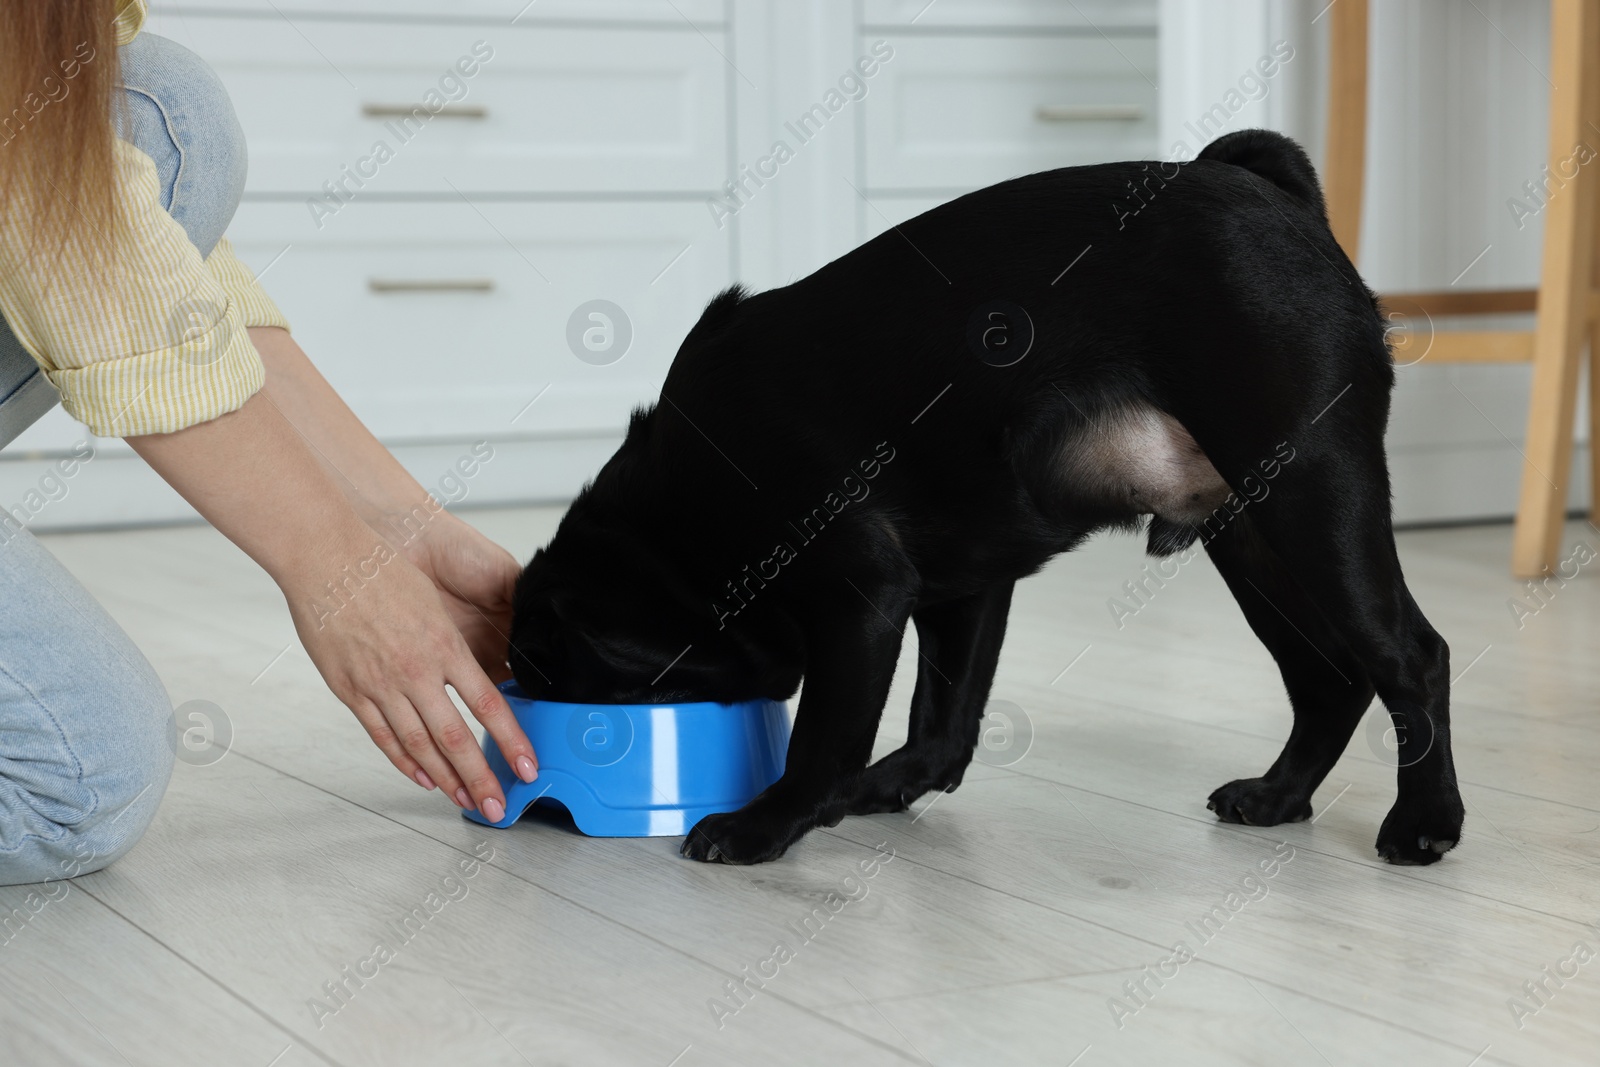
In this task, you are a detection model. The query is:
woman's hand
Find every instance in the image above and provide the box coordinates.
[282,532,536,820]
[398,512,521,684]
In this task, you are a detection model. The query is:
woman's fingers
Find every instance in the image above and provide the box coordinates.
[345,696,433,788]
[453,660,538,784]
[370,692,472,808]
[403,661,512,820]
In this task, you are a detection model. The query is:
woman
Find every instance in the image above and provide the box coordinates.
[0,0,538,885]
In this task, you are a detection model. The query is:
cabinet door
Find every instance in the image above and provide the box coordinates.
[862,0,1154,31]
[155,0,724,20]
[225,200,732,441]
[145,12,729,194]
[862,32,1158,192]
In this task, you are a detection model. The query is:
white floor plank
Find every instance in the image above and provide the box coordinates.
[0,877,321,1066]
[818,962,1485,1067]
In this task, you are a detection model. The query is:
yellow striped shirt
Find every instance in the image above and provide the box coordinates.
[0,0,287,437]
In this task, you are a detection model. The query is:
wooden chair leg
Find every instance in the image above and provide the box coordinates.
[1511,0,1600,577]
[1323,0,1369,262]
[1590,334,1600,527]
[1591,197,1600,526]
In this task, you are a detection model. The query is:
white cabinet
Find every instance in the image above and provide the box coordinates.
[862,34,1158,192]
[143,0,738,460]
[165,0,724,18]
[165,17,729,194]
[225,200,730,441]
[850,1,1158,249]
[727,1,1158,295]
[862,0,1155,31]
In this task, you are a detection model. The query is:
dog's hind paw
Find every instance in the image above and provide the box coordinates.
[1207,777,1313,827]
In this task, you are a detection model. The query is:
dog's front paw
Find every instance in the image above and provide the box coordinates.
[680,806,804,865]
[1207,777,1313,826]
[839,775,916,817]
[1375,795,1464,865]
[839,746,971,818]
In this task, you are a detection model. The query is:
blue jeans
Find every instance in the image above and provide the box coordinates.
[0,34,247,886]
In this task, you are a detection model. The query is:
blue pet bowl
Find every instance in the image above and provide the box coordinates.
[463,681,790,837]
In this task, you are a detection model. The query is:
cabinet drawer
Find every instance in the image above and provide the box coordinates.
[861,33,1158,191]
[145,14,729,194]
[152,1,726,27]
[862,0,1155,31]
[226,201,732,441]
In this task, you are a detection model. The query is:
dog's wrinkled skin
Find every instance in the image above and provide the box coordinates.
[510,130,1464,867]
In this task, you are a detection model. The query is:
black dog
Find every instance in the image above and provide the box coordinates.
[510,129,1465,867]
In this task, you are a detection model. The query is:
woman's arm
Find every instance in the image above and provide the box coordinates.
[244,326,523,681]
[244,325,445,534]
[126,369,537,822]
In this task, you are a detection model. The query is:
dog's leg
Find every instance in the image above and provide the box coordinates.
[1208,447,1463,865]
[680,583,913,864]
[1202,517,1375,826]
[838,582,1015,816]
[1275,532,1460,864]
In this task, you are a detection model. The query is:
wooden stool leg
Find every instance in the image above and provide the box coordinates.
[1511,0,1600,578]
[1591,331,1600,528]
[1323,0,1369,262]
[1591,212,1600,526]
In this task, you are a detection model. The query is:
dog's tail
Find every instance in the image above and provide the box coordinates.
[1197,129,1325,217]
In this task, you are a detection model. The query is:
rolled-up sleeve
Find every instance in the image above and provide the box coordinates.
[0,139,273,437]
[206,236,291,333]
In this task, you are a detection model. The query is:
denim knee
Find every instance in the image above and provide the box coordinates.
[63,673,175,880]
[0,653,174,887]
[116,32,247,257]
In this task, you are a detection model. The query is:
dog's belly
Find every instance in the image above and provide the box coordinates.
[1057,404,1229,523]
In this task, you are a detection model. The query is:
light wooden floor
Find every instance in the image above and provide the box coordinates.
[5,507,1598,1066]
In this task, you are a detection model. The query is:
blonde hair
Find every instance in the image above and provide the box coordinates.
[0,1,122,278]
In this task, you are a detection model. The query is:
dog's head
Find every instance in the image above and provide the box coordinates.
[508,515,803,706]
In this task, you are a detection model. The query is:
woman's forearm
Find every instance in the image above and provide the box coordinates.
[246,325,436,534]
[126,386,379,593]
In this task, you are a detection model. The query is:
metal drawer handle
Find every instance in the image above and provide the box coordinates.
[362,103,488,120]
[368,278,495,293]
[1035,104,1145,122]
